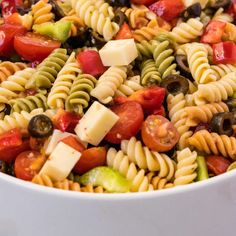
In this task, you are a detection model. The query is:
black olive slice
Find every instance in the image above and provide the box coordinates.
[209,0,231,9]
[225,98,236,112]
[210,112,234,136]
[0,160,7,173]
[90,31,107,49]
[49,0,65,21]
[0,104,11,116]
[176,54,192,79]
[28,115,53,138]
[106,0,130,7]
[160,74,189,95]
[181,3,201,21]
[114,10,128,27]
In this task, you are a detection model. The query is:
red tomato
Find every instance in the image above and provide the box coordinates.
[213,41,236,64]
[4,13,22,25]
[153,106,165,116]
[53,109,81,133]
[142,115,179,152]
[201,20,226,44]
[14,151,46,181]
[0,23,26,57]
[131,0,157,6]
[206,155,231,176]
[77,50,107,77]
[74,147,106,175]
[149,0,185,22]
[60,136,85,153]
[105,101,144,144]
[0,128,22,149]
[115,23,133,40]
[14,32,61,62]
[15,0,23,6]
[1,0,17,18]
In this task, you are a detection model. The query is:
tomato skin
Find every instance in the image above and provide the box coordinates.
[60,136,85,153]
[115,23,133,40]
[77,50,107,77]
[206,155,231,176]
[53,109,81,133]
[201,20,226,44]
[1,0,17,19]
[149,0,185,22]
[105,101,144,144]
[4,13,22,25]
[141,115,179,152]
[213,41,236,64]
[14,32,61,62]
[131,0,157,6]
[14,151,46,181]
[73,147,106,175]
[0,23,26,57]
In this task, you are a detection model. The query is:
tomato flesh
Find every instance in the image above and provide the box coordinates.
[115,23,133,40]
[14,151,46,181]
[1,0,17,19]
[60,136,85,153]
[14,32,61,62]
[105,101,144,144]
[142,115,179,152]
[206,155,230,176]
[74,147,106,175]
[131,0,157,6]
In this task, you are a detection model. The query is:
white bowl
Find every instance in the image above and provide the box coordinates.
[0,171,236,236]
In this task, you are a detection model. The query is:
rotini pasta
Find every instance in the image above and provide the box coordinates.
[146,172,174,190]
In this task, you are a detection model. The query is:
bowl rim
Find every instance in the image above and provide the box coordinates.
[0,169,236,201]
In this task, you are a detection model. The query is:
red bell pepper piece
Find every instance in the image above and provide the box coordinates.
[77,50,107,77]
[1,0,17,19]
[149,0,185,22]
[53,109,81,133]
[206,155,230,176]
[115,23,133,40]
[131,0,157,6]
[213,41,236,64]
[201,20,226,44]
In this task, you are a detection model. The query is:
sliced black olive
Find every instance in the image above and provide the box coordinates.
[210,112,234,136]
[181,3,201,21]
[49,0,65,21]
[225,98,236,112]
[160,74,189,95]
[106,0,130,7]
[209,0,231,9]
[88,30,106,49]
[0,160,8,173]
[176,54,192,79]
[16,6,31,15]
[114,10,128,27]
[0,104,11,116]
[28,114,53,138]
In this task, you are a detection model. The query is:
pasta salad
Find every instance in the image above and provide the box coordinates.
[0,0,235,193]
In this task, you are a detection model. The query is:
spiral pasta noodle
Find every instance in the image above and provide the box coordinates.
[146,172,174,190]
[65,74,97,114]
[188,130,236,160]
[174,148,198,186]
[92,0,115,19]
[183,102,229,126]
[91,66,127,104]
[107,148,154,192]
[9,93,48,113]
[211,64,236,80]
[71,0,119,41]
[140,59,161,86]
[170,18,203,44]
[26,49,68,89]
[0,62,27,82]
[136,40,154,60]
[193,72,236,105]
[212,8,233,23]
[31,0,54,25]
[223,22,236,42]
[47,52,81,109]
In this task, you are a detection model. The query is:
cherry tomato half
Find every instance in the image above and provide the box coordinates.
[105,101,144,144]
[74,147,106,175]
[14,32,61,62]
[141,115,179,152]
[14,151,46,181]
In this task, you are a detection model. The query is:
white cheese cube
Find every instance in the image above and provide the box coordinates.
[74,101,119,146]
[39,142,81,182]
[44,129,87,155]
[183,0,208,8]
[99,39,138,66]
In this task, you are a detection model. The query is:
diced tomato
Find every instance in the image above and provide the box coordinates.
[4,13,22,25]
[60,135,85,153]
[53,109,81,133]
[115,23,133,40]
[0,23,26,57]
[153,106,165,116]
[105,101,144,144]
[212,41,236,64]
[141,115,179,152]
[14,151,46,181]
[206,155,231,176]
[15,0,23,6]
[74,147,106,175]
[77,50,107,77]
[201,20,226,44]
[149,0,185,22]
[14,32,61,62]
[1,0,17,19]
[131,0,157,6]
